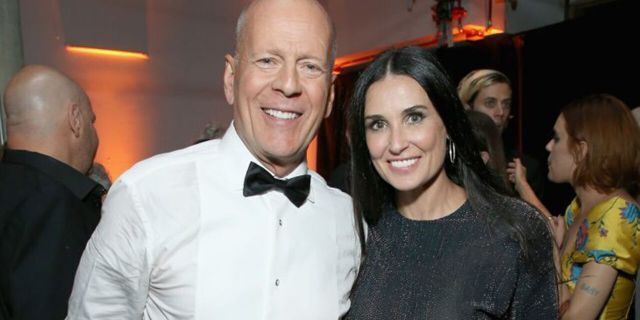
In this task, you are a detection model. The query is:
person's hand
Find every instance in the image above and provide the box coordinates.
[508,158,562,245]
[506,158,528,193]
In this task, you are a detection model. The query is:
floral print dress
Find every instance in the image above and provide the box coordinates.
[561,196,640,319]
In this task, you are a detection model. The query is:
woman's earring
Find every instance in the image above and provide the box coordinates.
[447,137,456,164]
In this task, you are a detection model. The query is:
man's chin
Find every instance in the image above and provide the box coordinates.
[263,148,305,164]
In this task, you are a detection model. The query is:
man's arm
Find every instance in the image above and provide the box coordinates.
[66,180,151,319]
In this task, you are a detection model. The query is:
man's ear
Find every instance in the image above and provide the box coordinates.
[68,103,81,138]
[324,73,337,119]
[223,54,236,105]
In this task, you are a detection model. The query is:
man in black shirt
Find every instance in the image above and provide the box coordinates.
[0,65,101,320]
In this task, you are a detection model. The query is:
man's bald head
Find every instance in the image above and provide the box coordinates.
[3,65,99,173]
[235,0,337,69]
[223,0,338,176]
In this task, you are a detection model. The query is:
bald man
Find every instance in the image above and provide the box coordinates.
[67,0,361,319]
[0,65,102,320]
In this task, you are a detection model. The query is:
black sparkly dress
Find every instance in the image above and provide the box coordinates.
[345,201,557,320]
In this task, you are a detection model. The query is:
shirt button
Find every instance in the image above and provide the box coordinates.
[275,279,280,286]
[278,219,283,227]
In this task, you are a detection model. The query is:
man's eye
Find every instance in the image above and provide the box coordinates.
[302,63,324,75]
[256,58,276,66]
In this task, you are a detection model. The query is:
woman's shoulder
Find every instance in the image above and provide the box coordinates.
[487,196,553,249]
[573,195,640,274]
[591,195,639,219]
[497,196,550,229]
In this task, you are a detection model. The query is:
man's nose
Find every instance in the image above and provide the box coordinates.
[272,64,302,97]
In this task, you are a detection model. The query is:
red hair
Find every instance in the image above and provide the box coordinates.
[562,94,640,195]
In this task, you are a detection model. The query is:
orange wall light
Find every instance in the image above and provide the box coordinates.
[453,24,504,41]
[306,136,318,172]
[66,45,149,59]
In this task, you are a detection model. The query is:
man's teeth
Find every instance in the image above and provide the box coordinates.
[390,158,417,168]
[264,108,299,120]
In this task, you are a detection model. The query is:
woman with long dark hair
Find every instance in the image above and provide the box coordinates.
[466,110,511,192]
[345,46,557,319]
[510,94,640,319]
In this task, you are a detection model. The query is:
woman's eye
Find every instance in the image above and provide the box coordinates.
[367,120,386,131]
[407,113,424,124]
[484,100,497,109]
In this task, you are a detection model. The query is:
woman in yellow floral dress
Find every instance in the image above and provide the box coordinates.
[510,94,640,319]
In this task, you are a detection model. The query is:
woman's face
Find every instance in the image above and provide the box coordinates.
[471,82,512,133]
[545,114,577,184]
[364,74,448,193]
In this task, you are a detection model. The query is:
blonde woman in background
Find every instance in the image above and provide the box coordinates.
[458,69,545,198]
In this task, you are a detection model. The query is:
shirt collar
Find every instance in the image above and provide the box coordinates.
[218,122,314,202]
[2,149,101,200]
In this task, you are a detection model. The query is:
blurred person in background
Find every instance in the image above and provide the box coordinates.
[0,65,102,320]
[458,69,545,198]
[466,110,511,193]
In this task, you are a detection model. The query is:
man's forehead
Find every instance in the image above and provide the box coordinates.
[241,22,330,60]
[241,1,330,40]
[247,12,329,36]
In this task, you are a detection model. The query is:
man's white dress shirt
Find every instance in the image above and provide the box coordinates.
[67,123,361,319]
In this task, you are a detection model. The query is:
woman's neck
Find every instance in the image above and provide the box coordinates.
[574,186,624,214]
[395,171,467,221]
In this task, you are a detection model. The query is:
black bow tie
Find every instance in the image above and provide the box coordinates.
[243,162,311,207]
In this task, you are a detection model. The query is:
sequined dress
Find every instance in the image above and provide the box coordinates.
[345,201,557,320]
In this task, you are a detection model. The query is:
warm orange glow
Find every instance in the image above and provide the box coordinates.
[334,34,438,72]
[453,24,504,41]
[306,136,318,172]
[93,95,149,180]
[333,24,504,72]
[66,45,149,59]
[84,71,153,180]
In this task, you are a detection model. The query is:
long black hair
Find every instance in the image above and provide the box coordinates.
[348,46,548,262]
[466,110,512,193]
